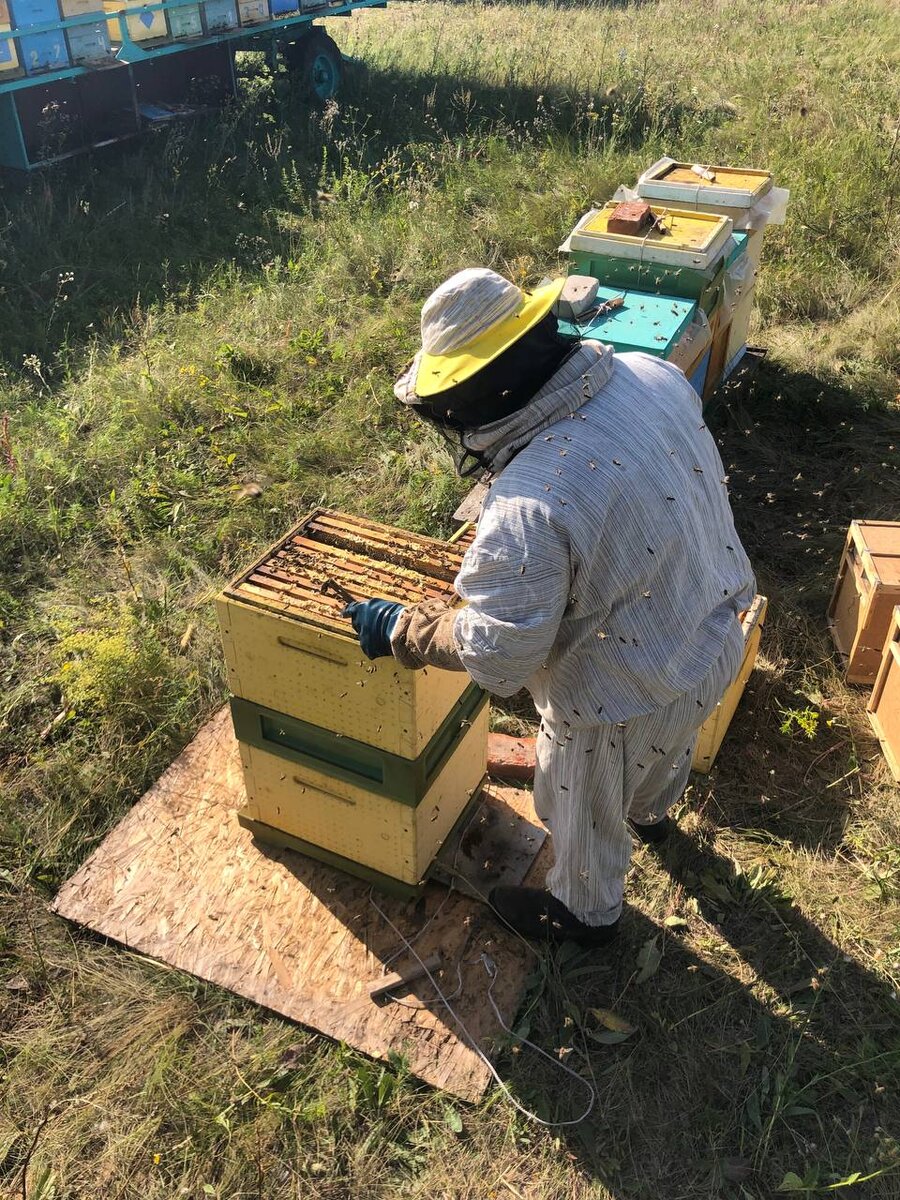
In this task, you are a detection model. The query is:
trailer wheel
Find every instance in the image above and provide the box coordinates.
[284,30,343,102]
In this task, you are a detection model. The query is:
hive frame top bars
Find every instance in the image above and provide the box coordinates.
[222,507,465,637]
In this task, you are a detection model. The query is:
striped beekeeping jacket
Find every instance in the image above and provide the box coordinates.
[453,344,756,726]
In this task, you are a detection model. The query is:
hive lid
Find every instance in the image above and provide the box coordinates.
[557,286,696,358]
[564,204,733,270]
[637,161,773,209]
[222,508,465,634]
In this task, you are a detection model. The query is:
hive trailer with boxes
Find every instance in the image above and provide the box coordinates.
[0,0,384,168]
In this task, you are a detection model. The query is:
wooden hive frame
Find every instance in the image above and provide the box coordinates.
[827,520,900,684]
[867,605,900,781]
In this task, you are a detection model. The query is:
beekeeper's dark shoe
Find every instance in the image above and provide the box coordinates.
[629,815,672,845]
[488,886,620,948]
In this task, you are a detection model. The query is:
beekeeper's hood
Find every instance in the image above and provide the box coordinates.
[395,268,588,476]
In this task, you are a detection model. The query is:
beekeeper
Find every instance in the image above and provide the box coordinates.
[345,268,755,947]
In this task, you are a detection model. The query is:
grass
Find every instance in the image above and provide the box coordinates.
[1,0,899,1195]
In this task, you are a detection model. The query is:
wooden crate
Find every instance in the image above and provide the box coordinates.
[237,692,489,886]
[827,520,900,684]
[692,595,768,773]
[217,509,470,758]
[867,606,900,780]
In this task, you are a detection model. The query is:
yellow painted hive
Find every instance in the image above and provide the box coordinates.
[217,508,471,758]
[237,689,490,886]
[104,0,167,43]
[692,596,768,773]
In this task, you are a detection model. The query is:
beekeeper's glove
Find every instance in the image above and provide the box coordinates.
[343,599,406,659]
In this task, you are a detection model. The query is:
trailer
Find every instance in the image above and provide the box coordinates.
[0,0,385,169]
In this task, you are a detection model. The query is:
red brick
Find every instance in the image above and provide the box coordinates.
[487,733,536,782]
[607,201,653,236]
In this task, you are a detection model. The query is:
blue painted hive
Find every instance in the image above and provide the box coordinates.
[558,286,696,358]
[9,0,69,73]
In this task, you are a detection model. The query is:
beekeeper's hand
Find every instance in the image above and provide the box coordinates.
[343,599,406,659]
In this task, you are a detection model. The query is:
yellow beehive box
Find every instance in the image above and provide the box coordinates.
[237,690,489,887]
[104,0,167,42]
[692,595,768,773]
[828,520,900,684]
[217,509,470,759]
[867,606,900,781]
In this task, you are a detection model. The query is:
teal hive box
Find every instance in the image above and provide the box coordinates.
[558,286,696,358]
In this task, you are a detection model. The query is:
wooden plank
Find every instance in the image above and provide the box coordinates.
[453,482,490,527]
[51,708,544,1103]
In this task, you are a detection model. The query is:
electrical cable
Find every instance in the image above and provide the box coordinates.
[367,893,596,1128]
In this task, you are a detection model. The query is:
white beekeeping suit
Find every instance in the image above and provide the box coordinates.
[451,342,754,925]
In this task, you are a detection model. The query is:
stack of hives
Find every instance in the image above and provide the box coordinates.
[559,158,789,402]
[217,508,489,894]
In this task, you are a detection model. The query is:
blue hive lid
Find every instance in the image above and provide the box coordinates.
[558,286,697,358]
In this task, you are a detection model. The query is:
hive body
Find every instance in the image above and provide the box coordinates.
[0,0,19,73]
[565,204,734,269]
[637,162,773,211]
[828,521,900,684]
[557,285,695,358]
[237,689,489,885]
[867,607,900,781]
[218,509,488,890]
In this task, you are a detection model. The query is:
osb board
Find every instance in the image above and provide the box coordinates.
[51,707,545,1102]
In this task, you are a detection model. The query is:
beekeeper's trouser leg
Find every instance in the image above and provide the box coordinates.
[533,632,743,927]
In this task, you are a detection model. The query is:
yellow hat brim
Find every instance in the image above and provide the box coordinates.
[415,277,567,399]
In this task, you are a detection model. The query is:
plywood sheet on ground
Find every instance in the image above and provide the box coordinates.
[51,707,546,1102]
